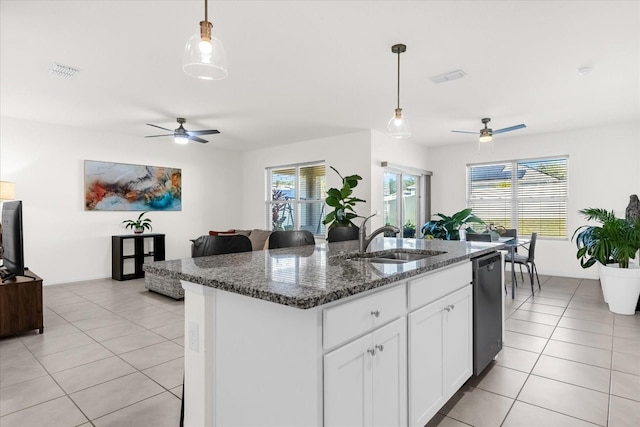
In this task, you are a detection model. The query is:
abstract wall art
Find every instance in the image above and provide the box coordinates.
[84,160,181,211]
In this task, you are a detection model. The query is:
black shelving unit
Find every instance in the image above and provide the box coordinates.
[112,234,165,281]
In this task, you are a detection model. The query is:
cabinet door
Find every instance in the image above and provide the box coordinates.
[443,285,472,397]
[408,300,445,427]
[372,318,407,427]
[324,333,373,427]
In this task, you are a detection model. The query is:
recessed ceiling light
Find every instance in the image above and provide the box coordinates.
[430,70,466,84]
[49,63,80,79]
[577,66,593,75]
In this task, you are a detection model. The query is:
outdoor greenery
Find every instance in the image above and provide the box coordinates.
[573,208,640,269]
[322,166,365,229]
[122,211,152,233]
[421,208,485,240]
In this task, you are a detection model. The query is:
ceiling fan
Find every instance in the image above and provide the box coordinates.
[145,117,220,144]
[451,118,526,142]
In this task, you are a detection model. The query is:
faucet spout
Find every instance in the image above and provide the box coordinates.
[358,213,401,253]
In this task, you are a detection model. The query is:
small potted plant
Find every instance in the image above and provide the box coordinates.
[323,166,365,242]
[122,211,153,234]
[573,207,640,314]
[421,208,485,240]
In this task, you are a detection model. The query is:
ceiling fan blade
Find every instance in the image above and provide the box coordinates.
[145,134,174,138]
[451,130,478,134]
[146,123,174,132]
[187,129,220,136]
[493,124,526,135]
[188,135,209,143]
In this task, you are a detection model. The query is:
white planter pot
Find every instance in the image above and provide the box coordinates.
[599,263,640,315]
[598,263,609,303]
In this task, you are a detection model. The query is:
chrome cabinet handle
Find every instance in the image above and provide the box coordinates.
[367,348,376,356]
[371,310,380,318]
[449,304,455,310]
[444,306,451,312]
[375,344,384,352]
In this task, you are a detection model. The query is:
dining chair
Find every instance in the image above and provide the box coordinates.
[465,233,492,242]
[502,228,518,252]
[268,230,316,249]
[327,226,360,243]
[505,232,540,294]
[191,234,253,257]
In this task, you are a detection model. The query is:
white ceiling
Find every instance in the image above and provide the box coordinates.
[1,1,638,152]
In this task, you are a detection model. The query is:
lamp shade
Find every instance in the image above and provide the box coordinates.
[0,181,16,201]
[183,33,228,80]
[387,108,411,139]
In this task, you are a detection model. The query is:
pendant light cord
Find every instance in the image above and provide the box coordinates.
[396,51,401,110]
[204,0,208,21]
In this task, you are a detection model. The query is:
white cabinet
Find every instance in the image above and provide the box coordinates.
[408,285,472,427]
[324,317,407,427]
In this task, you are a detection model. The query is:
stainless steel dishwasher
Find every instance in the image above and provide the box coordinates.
[472,252,503,375]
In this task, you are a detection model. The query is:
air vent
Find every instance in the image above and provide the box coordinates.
[430,70,466,84]
[49,63,80,79]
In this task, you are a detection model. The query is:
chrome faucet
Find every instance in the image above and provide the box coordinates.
[359,213,401,253]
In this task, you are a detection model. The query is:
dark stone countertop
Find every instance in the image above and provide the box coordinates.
[143,237,504,309]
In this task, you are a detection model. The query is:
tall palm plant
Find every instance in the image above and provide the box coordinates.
[573,208,640,268]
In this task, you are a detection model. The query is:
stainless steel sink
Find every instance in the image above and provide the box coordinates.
[345,249,446,264]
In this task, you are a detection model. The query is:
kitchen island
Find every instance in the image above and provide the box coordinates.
[144,237,504,427]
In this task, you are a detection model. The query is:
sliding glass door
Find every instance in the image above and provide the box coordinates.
[383,171,422,238]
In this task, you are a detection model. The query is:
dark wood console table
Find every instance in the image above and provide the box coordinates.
[0,271,44,337]
[112,234,166,281]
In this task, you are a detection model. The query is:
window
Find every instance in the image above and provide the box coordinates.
[466,157,568,238]
[267,162,326,236]
[383,165,431,238]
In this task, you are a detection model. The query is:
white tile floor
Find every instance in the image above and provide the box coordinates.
[0,274,638,426]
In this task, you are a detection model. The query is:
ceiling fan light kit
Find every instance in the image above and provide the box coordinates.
[452,117,526,144]
[145,117,220,144]
[387,43,411,139]
[183,0,228,80]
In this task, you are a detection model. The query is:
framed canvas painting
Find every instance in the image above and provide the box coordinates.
[84,160,181,211]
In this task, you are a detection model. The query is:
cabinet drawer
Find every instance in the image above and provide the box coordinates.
[323,284,405,350]
[408,262,471,311]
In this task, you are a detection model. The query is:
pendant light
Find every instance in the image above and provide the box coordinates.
[183,0,228,80]
[387,44,411,139]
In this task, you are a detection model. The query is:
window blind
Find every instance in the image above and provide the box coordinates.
[467,157,568,238]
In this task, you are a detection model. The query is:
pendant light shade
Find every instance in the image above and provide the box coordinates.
[387,108,411,139]
[183,0,228,80]
[387,44,411,139]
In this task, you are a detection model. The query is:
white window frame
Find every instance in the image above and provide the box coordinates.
[466,156,569,239]
[266,161,326,236]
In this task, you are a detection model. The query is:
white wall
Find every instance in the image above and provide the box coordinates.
[0,117,243,285]
[241,130,433,233]
[427,122,640,279]
[242,131,373,231]
[370,130,431,229]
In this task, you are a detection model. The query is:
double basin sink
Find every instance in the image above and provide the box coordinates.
[344,249,447,265]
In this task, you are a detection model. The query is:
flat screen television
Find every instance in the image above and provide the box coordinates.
[1,200,25,280]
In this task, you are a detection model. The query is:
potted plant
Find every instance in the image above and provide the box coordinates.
[322,166,365,242]
[122,211,153,234]
[573,207,640,314]
[421,208,485,240]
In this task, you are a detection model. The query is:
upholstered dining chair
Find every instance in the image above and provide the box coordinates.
[505,232,540,294]
[268,230,316,249]
[465,233,492,242]
[191,234,253,258]
[327,226,360,243]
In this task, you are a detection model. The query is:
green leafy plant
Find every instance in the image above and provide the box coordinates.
[572,208,640,269]
[122,211,153,233]
[322,166,365,229]
[421,208,485,240]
